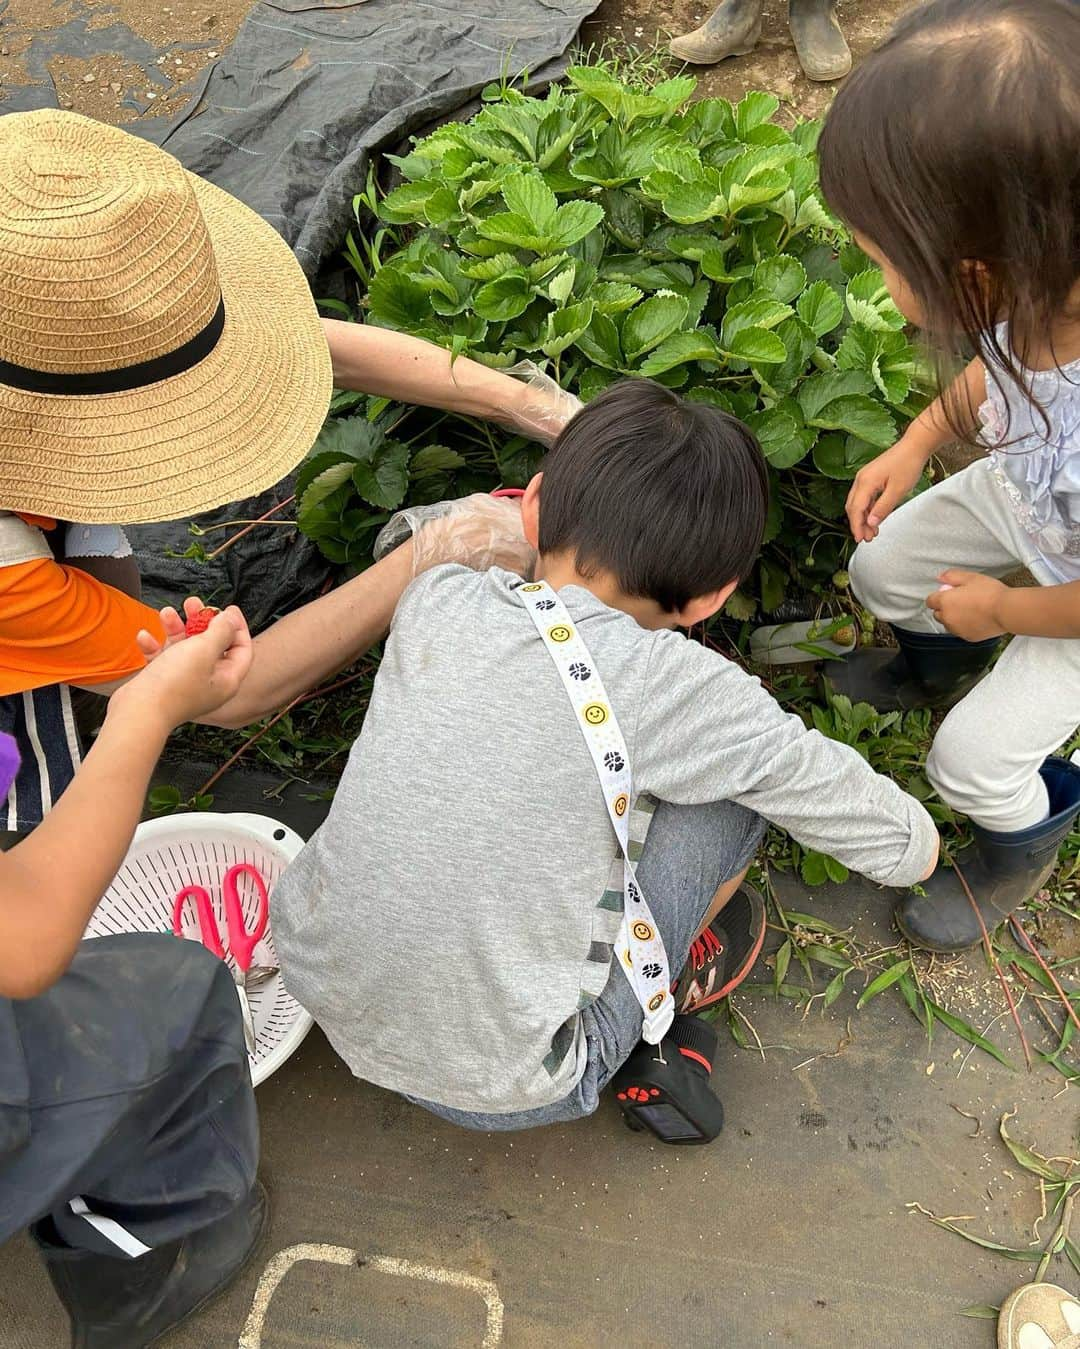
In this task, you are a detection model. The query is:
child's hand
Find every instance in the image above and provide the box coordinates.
[135,596,215,661]
[925,570,1008,641]
[117,606,253,731]
[846,436,930,542]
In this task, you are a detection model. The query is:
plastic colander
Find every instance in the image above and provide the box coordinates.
[87,812,313,1087]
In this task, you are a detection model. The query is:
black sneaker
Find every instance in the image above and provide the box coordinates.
[673,883,766,1014]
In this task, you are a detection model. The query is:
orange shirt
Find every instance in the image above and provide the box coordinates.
[0,548,165,699]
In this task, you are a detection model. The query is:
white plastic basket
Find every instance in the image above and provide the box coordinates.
[87,812,313,1087]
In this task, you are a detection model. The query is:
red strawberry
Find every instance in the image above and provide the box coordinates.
[184,606,221,636]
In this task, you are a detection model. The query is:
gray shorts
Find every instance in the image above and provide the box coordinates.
[412,798,765,1132]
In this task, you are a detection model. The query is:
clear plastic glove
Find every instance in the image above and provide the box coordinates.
[374,493,536,579]
[505,361,582,447]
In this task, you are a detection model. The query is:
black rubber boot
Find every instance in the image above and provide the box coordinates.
[669,0,763,64]
[823,625,1000,712]
[896,757,1080,953]
[788,0,852,80]
[35,1182,268,1348]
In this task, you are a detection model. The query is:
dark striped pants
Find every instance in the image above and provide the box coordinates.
[0,685,81,832]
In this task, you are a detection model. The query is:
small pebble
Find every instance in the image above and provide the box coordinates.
[109,82,121,92]
[83,73,96,83]
[0,46,9,55]
[175,58,183,65]
[146,91,157,100]
[208,50,218,57]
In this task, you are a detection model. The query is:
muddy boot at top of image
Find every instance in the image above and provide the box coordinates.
[669,0,852,82]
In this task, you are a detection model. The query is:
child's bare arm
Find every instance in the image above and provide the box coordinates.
[929,571,1080,640]
[0,612,252,999]
[846,356,986,543]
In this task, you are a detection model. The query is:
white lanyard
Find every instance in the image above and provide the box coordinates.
[517,581,674,1044]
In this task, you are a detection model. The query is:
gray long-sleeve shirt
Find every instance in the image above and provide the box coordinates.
[274,566,937,1114]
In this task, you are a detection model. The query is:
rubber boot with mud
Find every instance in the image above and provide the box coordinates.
[35,1181,269,1348]
[787,0,852,81]
[669,0,763,65]
[896,757,1080,953]
[823,625,1000,712]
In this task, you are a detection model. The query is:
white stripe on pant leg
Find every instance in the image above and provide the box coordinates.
[69,1197,152,1258]
[24,691,50,816]
[59,684,82,772]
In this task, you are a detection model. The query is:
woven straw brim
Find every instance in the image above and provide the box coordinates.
[0,173,332,524]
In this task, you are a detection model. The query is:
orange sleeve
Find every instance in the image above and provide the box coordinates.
[0,559,166,697]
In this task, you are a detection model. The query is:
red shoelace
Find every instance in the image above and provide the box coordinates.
[687,925,724,972]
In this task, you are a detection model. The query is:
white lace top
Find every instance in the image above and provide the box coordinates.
[980,329,1080,581]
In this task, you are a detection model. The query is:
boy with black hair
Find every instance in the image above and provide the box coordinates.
[273,380,942,1128]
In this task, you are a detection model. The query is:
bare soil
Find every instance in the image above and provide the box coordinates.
[4,0,917,130]
[2,0,248,124]
[583,0,915,119]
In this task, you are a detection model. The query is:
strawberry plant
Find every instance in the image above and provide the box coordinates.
[301,64,929,609]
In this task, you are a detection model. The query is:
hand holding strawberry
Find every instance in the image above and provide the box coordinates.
[184,606,221,636]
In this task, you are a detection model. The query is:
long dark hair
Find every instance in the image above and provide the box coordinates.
[818,0,1080,442]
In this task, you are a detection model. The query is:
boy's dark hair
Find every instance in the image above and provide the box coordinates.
[538,378,768,613]
[817,0,1080,442]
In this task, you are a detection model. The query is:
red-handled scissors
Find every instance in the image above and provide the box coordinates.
[172,863,274,1053]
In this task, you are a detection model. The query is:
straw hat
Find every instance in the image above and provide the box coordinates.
[0,109,333,524]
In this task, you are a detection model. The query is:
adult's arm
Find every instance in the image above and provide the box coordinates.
[322,319,576,445]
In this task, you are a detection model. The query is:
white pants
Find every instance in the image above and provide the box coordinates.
[849,459,1080,832]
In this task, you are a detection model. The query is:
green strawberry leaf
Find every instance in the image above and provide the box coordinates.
[796,370,876,421]
[551,199,605,249]
[541,300,596,358]
[473,274,533,321]
[808,394,896,447]
[638,328,723,376]
[574,311,623,369]
[753,254,807,304]
[621,293,691,361]
[352,439,411,510]
[726,327,787,364]
[411,444,467,477]
[502,172,557,232]
[796,280,845,337]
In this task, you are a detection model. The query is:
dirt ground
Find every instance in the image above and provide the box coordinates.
[583,0,913,117]
[0,0,249,125]
[2,0,916,131]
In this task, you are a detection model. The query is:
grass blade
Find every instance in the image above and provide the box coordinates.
[897,971,933,1039]
[823,969,847,1008]
[999,1110,1066,1183]
[959,1305,999,1319]
[774,938,791,993]
[781,910,847,934]
[803,942,852,970]
[927,1001,1013,1068]
[856,959,911,1009]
